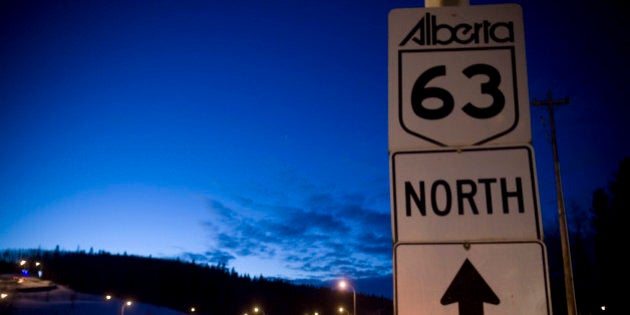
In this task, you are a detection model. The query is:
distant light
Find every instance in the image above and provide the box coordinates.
[19,260,27,266]
[105,295,112,300]
[601,305,606,311]
[126,300,133,306]
[1,293,8,299]
[190,306,196,312]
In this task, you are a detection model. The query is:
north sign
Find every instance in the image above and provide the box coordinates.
[390,145,542,243]
[394,241,552,315]
[388,4,531,150]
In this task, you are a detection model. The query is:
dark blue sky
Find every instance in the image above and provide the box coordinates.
[1,0,628,299]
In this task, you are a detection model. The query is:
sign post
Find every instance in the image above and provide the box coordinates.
[388,4,552,315]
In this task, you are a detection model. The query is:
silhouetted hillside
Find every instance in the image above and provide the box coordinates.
[1,249,393,315]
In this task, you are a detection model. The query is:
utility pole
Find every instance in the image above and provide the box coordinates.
[532,91,577,315]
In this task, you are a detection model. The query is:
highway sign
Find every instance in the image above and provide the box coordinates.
[388,4,531,150]
[394,241,552,315]
[390,145,542,243]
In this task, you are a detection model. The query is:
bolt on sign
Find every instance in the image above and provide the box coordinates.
[388,4,531,151]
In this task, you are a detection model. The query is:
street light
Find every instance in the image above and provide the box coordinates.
[338,280,356,315]
[104,295,132,315]
[338,306,350,315]
[35,262,43,278]
[120,300,132,315]
[253,306,266,315]
[18,260,28,276]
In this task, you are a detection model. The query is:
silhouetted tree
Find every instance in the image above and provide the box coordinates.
[589,157,628,314]
[0,249,393,315]
[568,201,598,314]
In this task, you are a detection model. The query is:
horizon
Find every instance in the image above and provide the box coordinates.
[1,0,628,304]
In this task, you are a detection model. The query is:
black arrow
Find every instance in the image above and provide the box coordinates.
[440,259,500,315]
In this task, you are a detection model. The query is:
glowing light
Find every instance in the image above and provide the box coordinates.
[121,300,133,315]
[337,279,356,315]
[338,280,347,289]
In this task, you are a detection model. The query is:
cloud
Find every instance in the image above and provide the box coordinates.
[200,185,393,283]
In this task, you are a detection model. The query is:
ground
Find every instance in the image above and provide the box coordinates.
[1,275,188,315]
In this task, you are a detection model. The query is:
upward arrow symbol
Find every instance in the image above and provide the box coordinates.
[441,259,500,315]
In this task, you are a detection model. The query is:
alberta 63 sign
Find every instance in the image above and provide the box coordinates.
[388,4,531,150]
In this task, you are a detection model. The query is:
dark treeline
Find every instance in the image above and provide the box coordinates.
[545,157,627,315]
[0,249,393,315]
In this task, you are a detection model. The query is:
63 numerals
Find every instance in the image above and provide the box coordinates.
[411,64,505,120]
